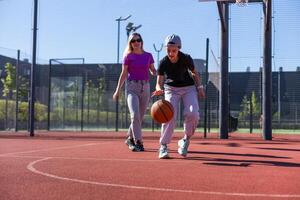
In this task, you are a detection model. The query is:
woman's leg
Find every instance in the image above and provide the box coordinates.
[138,83,150,141]
[127,92,142,141]
[182,86,199,140]
[160,86,181,145]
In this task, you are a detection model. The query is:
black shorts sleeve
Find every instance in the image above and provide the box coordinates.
[157,57,166,76]
[186,54,195,71]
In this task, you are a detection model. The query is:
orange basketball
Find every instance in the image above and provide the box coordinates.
[151,99,174,124]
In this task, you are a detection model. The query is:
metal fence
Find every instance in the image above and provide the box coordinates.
[1,59,300,132]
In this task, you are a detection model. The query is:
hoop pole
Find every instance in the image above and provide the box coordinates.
[47,59,52,130]
[29,0,38,137]
[204,38,209,138]
[262,0,272,140]
[219,2,229,139]
[15,50,20,132]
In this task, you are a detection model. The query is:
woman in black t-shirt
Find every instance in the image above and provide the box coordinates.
[152,34,205,159]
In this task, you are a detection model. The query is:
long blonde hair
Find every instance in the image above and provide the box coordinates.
[122,32,144,59]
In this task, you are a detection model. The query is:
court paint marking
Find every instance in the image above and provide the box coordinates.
[0,142,108,157]
[27,157,300,198]
[1,154,204,165]
[2,155,161,162]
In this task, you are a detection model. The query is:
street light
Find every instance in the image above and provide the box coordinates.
[153,43,163,67]
[115,15,131,132]
[126,22,142,38]
[116,15,131,64]
[126,22,133,37]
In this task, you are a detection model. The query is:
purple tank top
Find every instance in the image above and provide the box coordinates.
[123,52,154,81]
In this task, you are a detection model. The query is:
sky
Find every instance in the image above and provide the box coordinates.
[0,0,299,72]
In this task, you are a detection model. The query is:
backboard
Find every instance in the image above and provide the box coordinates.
[198,0,249,6]
[198,0,232,1]
[198,0,266,7]
[198,0,264,3]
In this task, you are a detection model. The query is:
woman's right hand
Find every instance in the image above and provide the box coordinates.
[112,90,120,101]
[151,90,164,97]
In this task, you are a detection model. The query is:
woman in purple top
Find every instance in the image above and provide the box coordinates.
[113,33,156,152]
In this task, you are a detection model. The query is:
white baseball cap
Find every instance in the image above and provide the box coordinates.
[164,34,181,49]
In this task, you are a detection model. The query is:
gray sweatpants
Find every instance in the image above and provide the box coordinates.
[126,80,150,142]
[160,85,199,145]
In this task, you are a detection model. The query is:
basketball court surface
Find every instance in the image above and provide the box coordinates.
[1,131,300,200]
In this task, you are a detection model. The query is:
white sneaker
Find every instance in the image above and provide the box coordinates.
[178,139,190,157]
[158,145,169,159]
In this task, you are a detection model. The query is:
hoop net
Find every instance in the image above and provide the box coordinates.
[235,0,248,6]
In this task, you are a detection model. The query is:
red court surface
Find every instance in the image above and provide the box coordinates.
[1,131,300,200]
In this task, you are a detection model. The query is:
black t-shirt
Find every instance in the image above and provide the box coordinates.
[158,51,195,87]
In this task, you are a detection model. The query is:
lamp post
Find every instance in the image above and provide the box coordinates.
[15,49,20,132]
[126,22,142,38]
[153,43,163,66]
[152,43,163,131]
[116,15,131,64]
[115,15,131,132]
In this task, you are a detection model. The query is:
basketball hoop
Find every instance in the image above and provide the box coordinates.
[235,0,248,6]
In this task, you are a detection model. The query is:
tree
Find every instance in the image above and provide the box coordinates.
[251,91,261,118]
[96,77,106,124]
[1,62,29,101]
[1,63,16,98]
[239,91,261,121]
[239,95,249,120]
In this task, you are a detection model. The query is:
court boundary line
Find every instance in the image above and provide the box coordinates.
[26,157,300,198]
[0,142,110,157]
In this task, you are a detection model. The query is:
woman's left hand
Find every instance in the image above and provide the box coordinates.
[150,68,157,76]
[198,87,206,99]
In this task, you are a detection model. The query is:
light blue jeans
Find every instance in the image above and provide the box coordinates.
[126,80,150,142]
[160,85,199,145]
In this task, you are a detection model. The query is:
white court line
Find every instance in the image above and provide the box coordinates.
[3,155,161,162]
[0,142,107,157]
[3,154,196,164]
[27,157,300,198]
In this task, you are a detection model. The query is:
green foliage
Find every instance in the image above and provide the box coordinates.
[239,95,249,119]
[0,100,7,120]
[0,99,47,121]
[251,91,261,118]
[18,76,30,101]
[272,111,279,120]
[35,102,48,121]
[1,63,16,97]
[49,106,113,124]
[18,101,28,121]
[1,62,29,101]
[239,91,261,120]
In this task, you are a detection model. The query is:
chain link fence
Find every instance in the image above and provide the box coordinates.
[1,57,300,132]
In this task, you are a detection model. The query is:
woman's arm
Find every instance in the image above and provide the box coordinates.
[152,75,165,96]
[113,64,128,100]
[190,68,201,87]
[156,75,164,91]
[149,63,157,76]
[191,68,205,99]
